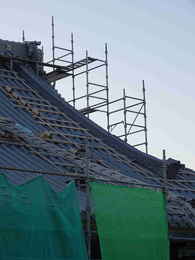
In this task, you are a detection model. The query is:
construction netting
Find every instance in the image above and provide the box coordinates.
[90,182,169,260]
[0,175,88,260]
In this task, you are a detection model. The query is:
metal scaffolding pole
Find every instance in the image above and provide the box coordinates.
[51,16,55,71]
[162,149,168,195]
[123,88,127,142]
[51,16,56,87]
[105,43,110,132]
[22,30,25,42]
[86,50,89,118]
[71,33,76,108]
[85,144,91,259]
[143,80,148,154]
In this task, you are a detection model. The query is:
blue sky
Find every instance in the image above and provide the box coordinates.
[0,0,194,169]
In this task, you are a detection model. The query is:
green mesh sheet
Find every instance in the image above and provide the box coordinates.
[0,175,88,260]
[90,182,169,260]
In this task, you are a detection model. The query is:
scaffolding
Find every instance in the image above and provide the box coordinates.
[108,81,148,153]
[46,17,148,152]
[0,22,194,260]
[67,46,109,128]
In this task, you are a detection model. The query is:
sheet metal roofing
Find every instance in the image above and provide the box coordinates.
[0,44,194,235]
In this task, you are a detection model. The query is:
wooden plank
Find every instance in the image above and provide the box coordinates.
[54,162,81,168]
[17,96,50,104]
[49,132,98,140]
[38,121,88,131]
[0,87,14,99]
[37,109,66,115]
[32,116,78,126]
[44,138,78,145]
[3,86,40,97]
[20,101,58,110]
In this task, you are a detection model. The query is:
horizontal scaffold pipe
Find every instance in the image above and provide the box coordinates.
[0,166,194,192]
[0,54,70,70]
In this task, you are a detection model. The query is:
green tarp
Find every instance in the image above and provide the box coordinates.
[0,175,88,260]
[90,182,169,260]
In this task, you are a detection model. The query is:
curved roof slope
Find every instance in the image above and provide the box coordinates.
[19,66,162,174]
[0,64,194,233]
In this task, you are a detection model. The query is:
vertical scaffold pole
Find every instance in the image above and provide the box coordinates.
[41,46,44,61]
[22,30,25,42]
[86,50,89,118]
[85,145,91,259]
[51,16,55,70]
[123,88,127,142]
[143,80,148,154]
[71,33,76,108]
[162,149,167,195]
[105,43,110,132]
[51,16,56,87]
[162,149,168,227]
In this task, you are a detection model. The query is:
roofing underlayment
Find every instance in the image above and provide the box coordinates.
[0,39,194,240]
